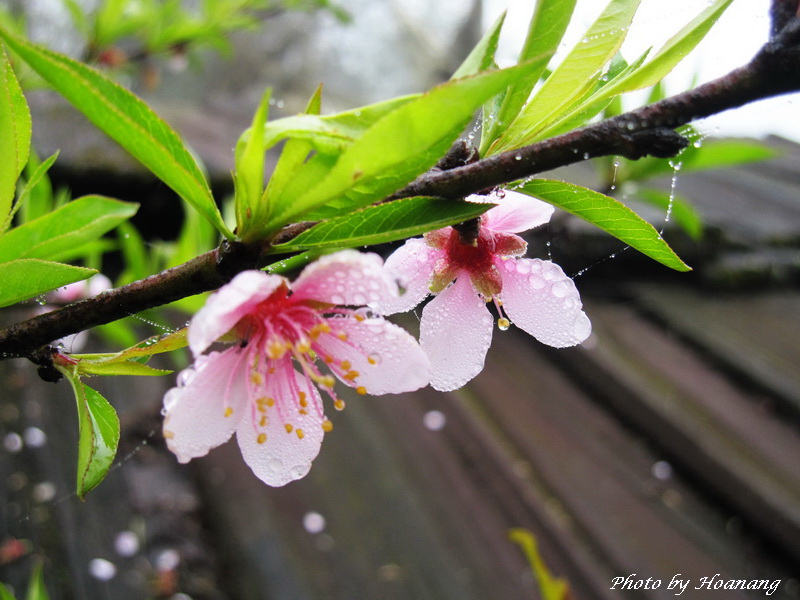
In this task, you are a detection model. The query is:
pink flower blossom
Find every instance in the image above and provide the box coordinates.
[162,250,430,486]
[378,190,591,391]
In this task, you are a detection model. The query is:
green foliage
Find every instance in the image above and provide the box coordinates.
[0,27,232,238]
[58,366,120,499]
[0,46,31,228]
[0,259,96,308]
[266,61,543,230]
[0,563,50,600]
[509,529,570,600]
[273,197,493,253]
[0,196,138,262]
[518,179,690,271]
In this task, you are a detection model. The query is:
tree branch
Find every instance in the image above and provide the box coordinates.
[3,8,800,368]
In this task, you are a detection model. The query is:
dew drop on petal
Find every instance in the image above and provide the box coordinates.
[551,281,570,298]
[330,294,345,305]
[528,275,545,290]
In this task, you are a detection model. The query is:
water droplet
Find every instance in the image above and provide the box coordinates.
[551,281,569,297]
[303,511,326,534]
[33,481,56,502]
[3,432,23,453]
[497,317,510,331]
[35,295,46,306]
[368,353,382,365]
[582,152,590,160]
[114,531,140,557]
[528,275,545,290]
[423,410,447,431]
[652,461,673,481]
[23,427,46,448]
[330,294,345,305]
[88,558,117,581]
[155,549,180,572]
[514,154,522,161]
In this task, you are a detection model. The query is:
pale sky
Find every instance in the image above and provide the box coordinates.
[484,0,800,141]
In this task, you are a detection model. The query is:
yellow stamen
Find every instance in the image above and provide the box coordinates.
[250,372,264,385]
[224,407,234,418]
[163,430,175,439]
[334,398,346,411]
[299,392,308,407]
[322,419,334,432]
[344,370,360,381]
[340,360,352,371]
[257,433,267,444]
[337,332,348,341]
[367,355,378,365]
[319,375,335,388]
[285,423,294,433]
[354,313,365,322]
[296,339,311,353]
[296,428,305,440]
[356,386,367,395]
[260,416,268,427]
[323,355,334,364]
[299,408,308,415]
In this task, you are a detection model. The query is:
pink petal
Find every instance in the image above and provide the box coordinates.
[189,271,285,356]
[162,347,250,463]
[420,276,494,391]
[499,258,591,348]
[377,238,440,315]
[236,368,325,486]
[314,317,430,395]
[292,249,397,307]
[481,190,553,234]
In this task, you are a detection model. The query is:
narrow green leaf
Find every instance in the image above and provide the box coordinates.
[509,529,570,600]
[519,179,690,271]
[451,11,506,79]
[491,0,641,153]
[77,359,172,377]
[0,259,96,308]
[234,88,271,236]
[481,0,578,153]
[0,28,231,238]
[0,46,31,226]
[272,61,542,228]
[2,152,58,234]
[258,94,419,155]
[74,328,188,364]
[635,188,702,240]
[25,563,49,600]
[273,196,493,252]
[59,370,119,499]
[0,195,137,262]
[594,0,735,100]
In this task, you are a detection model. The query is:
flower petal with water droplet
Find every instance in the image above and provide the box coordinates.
[500,258,591,348]
[377,238,440,315]
[420,277,493,391]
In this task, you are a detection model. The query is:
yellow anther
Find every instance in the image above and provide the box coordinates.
[322,419,334,432]
[354,313,365,322]
[266,397,275,407]
[299,408,308,415]
[267,340,287,359]
[297,339,311,353]
[320,375,335,388]
[224,406,234,418]
[250,372,264,385]
[340,360,352,371]
[323,355,335,364]
[163,430,175,439]
[299,392,308,407]
[296,428,305,440]
[497,317,511,331]
[260,416,268,427]
[367,355,378,365]
[268,367,276,374]
[356,386,367,395]
[334,398,346,411]
[285,423,294,433]
[344,370,360,381]
[337,332,348,341]
[257,433,267,444]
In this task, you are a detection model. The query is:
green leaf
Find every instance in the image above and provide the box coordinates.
[0,259,96,308]
[234,87,271,238]
[519,179,690,271]
[25,563,49,600]
[451,11,506,79]
[273,196,493,252]
[635,188,702,240]
[74,328,188,364]
[0,195,138,262]
[0,46,31,227]
[0,28,231,238]
[258,94,419,155]
[3,152,58,234]
[509,529,570,600]
[481,0,578,153]
[490,0,641,153]
[0,582,15,600]
[77,359,172,377]
[593,0,735,100]
[59,370,119,499]
[271,61,542,228]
